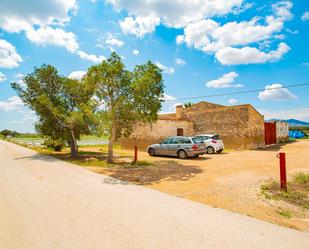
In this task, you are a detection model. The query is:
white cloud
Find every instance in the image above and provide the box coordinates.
[215,42,290,65]
[272,1,293,21]
[232,2,254,15]
[68,70,86,80]
[105,34,124,47]
[259,108,309,122]
[0,72,6,82]
[0,0,77,33]
[228,98,238,105]
[15,73,26,88]
[301,11,309,22]
[132,49,140,56]
[0,1,79,52]
[9,111,37,124]
[258,83,297,101]
[155,61,175,74]
[163,94,177,102]
[0,39,22,68]
[174,1,293,65]
[119,16,160,37]
[206,72,242,88]
[175,58,186,66]
[109,0,244,35]
[177,16,284,54]
[0,96,24,112]
[26,27,79,52]
[77,51,105,63]
[160,94,182,113]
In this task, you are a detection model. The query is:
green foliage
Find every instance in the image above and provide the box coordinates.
[184,102,194,109]
[85,52,164,162]
[11,64,96,158]
[261,176,309,209]
[0,129,19,137]
[276,208,292,218]
[10,52,164,161]
[43,137,64,151]
[293,172,309,185]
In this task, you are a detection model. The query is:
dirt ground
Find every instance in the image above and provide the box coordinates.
[88,140,309,231]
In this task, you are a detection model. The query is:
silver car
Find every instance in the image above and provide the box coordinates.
[147,136,207,159]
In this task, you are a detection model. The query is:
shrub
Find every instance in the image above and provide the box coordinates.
[293,172,309,185]
[43,138,64,151]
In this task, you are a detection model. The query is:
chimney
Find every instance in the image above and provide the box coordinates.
[176,105,183,119]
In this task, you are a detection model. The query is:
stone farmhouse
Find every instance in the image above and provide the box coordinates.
[120,101,288,150]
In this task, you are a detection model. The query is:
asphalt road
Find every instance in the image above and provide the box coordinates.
[1,140,309,249]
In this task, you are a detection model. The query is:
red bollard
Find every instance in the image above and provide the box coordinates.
[276,152,287,191]
[134,146,138,162]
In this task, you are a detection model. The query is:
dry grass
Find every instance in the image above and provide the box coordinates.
[261,172,309,210]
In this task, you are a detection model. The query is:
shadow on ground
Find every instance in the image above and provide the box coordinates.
[255,140,297,152]
[95,160,203,185]
[14,149,205,185]
[14,153,58,162]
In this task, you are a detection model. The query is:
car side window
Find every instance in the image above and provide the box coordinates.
[162,138,172,144]
[171,138,181,144]
[181,138,192,144]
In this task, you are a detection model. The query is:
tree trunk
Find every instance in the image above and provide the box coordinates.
[70,129,78,159]
[107,123,116,163]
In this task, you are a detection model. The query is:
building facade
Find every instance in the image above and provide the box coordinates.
[120,101,287,150]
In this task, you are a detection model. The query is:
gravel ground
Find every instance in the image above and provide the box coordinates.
[96,140,309,231]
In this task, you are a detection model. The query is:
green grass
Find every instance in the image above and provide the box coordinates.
[261,172,309,209]
[293,172,309,185]
[276,208,292,218]
[33,144,153,169]
[15,133,41,139]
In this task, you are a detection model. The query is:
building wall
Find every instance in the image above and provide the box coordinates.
[182,104,265,149]
[275,121,289,143]
[120,101,266,150]
[120,119,194,150]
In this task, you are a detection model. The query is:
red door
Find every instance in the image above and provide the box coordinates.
[264,123,276,145]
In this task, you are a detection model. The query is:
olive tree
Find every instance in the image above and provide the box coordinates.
[12,65,95,158]
[85,52,164,163]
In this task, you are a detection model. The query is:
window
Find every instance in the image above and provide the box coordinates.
[177,128,184,136]
[171,138,182,144]
[181,138,192,144]
[161,138,173,144]
[192,137,204,144]
[212,135,220,140]
[196,136,210,140]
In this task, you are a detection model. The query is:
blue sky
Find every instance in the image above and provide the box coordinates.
[0,0,308,132]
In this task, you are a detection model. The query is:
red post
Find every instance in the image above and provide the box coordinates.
[277,152,287,190]
[134,146,138,162]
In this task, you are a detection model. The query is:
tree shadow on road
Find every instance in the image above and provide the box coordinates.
[94,160,204,186]
[14,153,58,162]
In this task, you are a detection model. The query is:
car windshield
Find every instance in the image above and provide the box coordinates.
[211,135,220,140]
[192,137,204,144]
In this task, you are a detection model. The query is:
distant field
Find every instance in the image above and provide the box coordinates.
[7,134,108,146]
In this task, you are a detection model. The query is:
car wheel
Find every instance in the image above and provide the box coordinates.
[207,146,215,154]
[217,149,223,153]
[178,150,187,159]
[148,148,156,156]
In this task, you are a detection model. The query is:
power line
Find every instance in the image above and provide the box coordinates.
[164,83,309,102]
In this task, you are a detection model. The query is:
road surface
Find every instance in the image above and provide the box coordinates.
[1,140,309,249]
